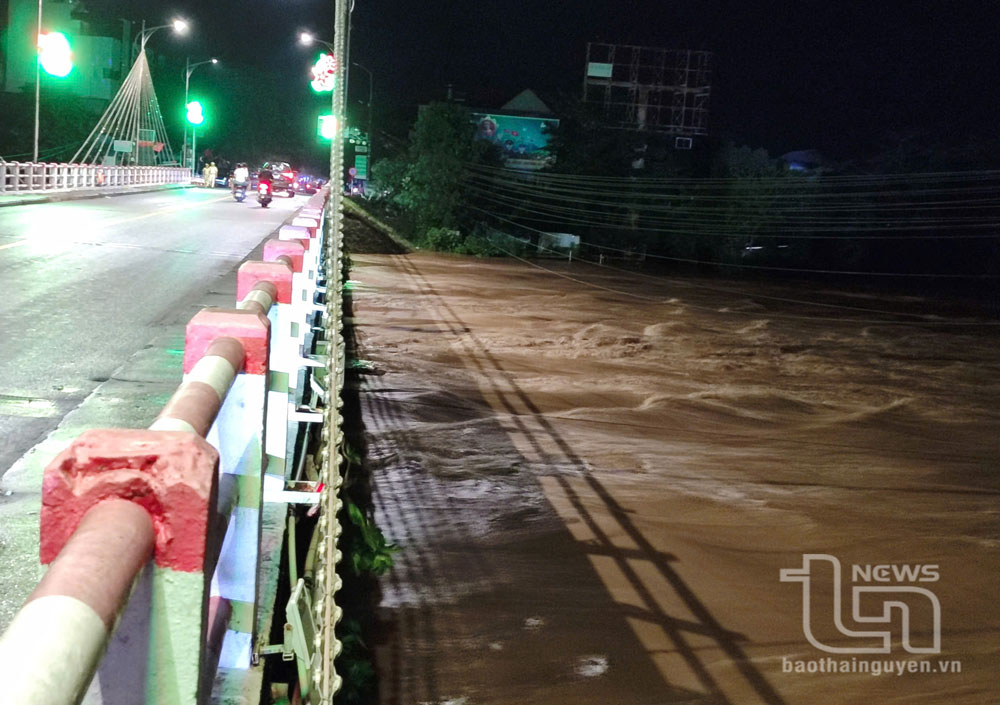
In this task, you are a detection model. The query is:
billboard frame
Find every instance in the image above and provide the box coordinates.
[583,43,712,137]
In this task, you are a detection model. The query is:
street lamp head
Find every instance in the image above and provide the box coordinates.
[172,19,189,34]
[299,32,315,46]
[211,58,219,64]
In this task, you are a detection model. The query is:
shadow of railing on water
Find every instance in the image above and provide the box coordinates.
[381,254,789,705]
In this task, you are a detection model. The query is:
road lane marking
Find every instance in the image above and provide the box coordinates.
[0,395,61,418]
[0,240,28,251]
[103,194,232,227]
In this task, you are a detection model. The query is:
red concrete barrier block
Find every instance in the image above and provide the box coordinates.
[184,308,270,375]
[279,224,313,241]
[237,260,293,303]
[262,239,306,274]
[40,429,219,572]
[291,216,319,237]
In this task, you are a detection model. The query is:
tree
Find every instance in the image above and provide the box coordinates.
[0,89,104,161]
[370,102,500,244]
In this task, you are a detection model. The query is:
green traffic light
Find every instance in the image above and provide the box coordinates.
[318,114,337,140]
[186,101,205,126]
[39,32,73,78]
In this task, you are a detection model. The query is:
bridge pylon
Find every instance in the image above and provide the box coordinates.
[72,49,177,167]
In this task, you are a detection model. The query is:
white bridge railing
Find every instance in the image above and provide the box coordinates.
[0,161,192,193]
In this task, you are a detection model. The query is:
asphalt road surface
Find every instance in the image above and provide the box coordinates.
[0,186,302,476]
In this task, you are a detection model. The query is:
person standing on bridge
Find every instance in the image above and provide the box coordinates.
[207,162,218,188]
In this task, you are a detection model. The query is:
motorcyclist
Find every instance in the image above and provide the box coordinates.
[232,162,249,190]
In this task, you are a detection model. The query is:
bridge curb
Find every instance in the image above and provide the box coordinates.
[0,182,195,208]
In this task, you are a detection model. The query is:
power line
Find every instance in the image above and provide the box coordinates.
[468,204,1000,279]
[466,162,1000,187]
[464,168,1000,210]
[464,171,1000,214]
[462,181,1000,238]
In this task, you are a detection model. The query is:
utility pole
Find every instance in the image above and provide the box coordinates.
[184,57,189,172]
[314,0,350,700]
[331,0,348,190]
[183,57,217,171]
[344,5,351,131]
[33,0,42,162]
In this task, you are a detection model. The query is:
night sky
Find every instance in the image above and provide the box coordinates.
[79,0,1000,159]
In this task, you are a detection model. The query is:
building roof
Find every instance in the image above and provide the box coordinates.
[499,89,554,116]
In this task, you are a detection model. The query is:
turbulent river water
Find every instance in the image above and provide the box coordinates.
[345,245,999,705]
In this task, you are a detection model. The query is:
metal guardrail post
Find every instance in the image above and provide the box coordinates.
[277,223,321,374]
[186,307,272,671]
[237,263,296,492]
[292,212,323,281]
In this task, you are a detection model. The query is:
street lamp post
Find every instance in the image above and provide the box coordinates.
[132,18,188,62]
[184,57,217,172]
[299,32,336,55]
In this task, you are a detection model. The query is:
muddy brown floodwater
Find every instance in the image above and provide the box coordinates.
[346,248,999,705]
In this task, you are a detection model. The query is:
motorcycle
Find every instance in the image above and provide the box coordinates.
[257,181,272,208]
[232,180,248,202]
